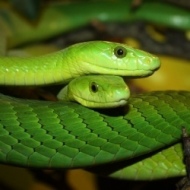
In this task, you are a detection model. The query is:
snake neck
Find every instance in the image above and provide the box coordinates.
[57,85,73,102]
[0,49,80,86]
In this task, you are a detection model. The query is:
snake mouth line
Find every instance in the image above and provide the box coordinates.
[103,69,154,77]
[73,94,128,108]
[83,62,159,77]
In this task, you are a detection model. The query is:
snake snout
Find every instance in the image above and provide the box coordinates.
[115,86,130,106]
[149,56,161,71]
[138,55,161,74]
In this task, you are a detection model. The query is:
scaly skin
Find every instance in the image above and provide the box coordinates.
[0,41,160,85]
[0,91,189,180]
[0,0,189,181]
[111,143,185,180]
[0,39,187,179]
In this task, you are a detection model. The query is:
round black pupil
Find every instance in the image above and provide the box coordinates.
[117,48,124,55]
[91,84,97,92]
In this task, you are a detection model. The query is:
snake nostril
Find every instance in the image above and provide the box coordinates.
[145,58,151,64]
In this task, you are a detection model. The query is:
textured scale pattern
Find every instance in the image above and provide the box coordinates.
[0,91,190,170]
[111,143,185,180]
[0,51,67,85]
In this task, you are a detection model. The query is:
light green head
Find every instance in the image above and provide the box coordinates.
[57,75,130,108]
[66,41,160,78]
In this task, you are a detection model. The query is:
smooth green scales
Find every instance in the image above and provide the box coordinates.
[0,91,188,180]
[0,40,187,180]
[0,41,159,85]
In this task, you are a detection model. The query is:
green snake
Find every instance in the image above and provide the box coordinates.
[0,41,159,85]
[0,39,189,180]
[1,1,190,180]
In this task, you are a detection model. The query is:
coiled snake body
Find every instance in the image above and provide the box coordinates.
[0,91,189,180]
[0,41,188,180]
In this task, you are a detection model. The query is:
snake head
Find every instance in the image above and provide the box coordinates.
[69,41,160,78]
[57,75,130,108]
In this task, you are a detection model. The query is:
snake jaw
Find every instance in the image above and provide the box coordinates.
[74,61,160,78]
[72,94,128,108]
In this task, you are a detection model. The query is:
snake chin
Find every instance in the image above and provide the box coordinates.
[118,99,128,106]
[133,69,158,78]
[89,99,128,109]
[141,70,154,77]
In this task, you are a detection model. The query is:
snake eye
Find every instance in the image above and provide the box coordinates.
[114,46,127,58]
[90,82,99,93]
